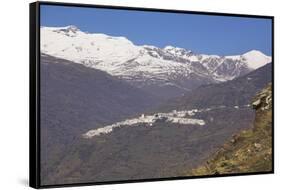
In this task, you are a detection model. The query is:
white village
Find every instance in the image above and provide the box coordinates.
[83,109,206,138]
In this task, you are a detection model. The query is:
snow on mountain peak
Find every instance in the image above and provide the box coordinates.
[164,45,191,52]
[242,50,271,69]
[244,49,264,56]
[164,45,178,50]
[41,26,271,91]
[163,45,192,57]
[41,26,141,71]
[63,25,80,32]
[44,25,80,32]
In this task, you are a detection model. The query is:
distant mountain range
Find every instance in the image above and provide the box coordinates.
[41,25,271,98]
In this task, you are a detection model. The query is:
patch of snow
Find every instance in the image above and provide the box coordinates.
[225,55,241,60]
[242,50,271,69]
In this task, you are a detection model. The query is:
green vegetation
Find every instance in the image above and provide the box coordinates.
[190,84,272,175]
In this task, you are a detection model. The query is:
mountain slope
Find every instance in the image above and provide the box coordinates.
[40,54,161,184]
[159,63,272,110]
[41,26,271,98]
[190,84,272,175]
[42,62,272,185]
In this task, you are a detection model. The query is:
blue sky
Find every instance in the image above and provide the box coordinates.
[41,5,272,56]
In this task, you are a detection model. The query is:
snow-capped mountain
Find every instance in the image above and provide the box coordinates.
[41,25,271,98]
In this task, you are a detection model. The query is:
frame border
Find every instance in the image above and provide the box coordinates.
[29,1,274,189]
[30,2,40,188]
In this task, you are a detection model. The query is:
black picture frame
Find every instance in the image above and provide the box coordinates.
[30,1,274,189]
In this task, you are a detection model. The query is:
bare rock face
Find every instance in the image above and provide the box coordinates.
[252,84,272,111]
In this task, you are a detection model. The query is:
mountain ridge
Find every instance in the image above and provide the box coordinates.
[41,25,271,99]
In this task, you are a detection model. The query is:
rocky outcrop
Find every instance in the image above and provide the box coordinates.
[252,84,272,111]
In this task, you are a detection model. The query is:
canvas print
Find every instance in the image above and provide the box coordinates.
[38,3,273,186]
